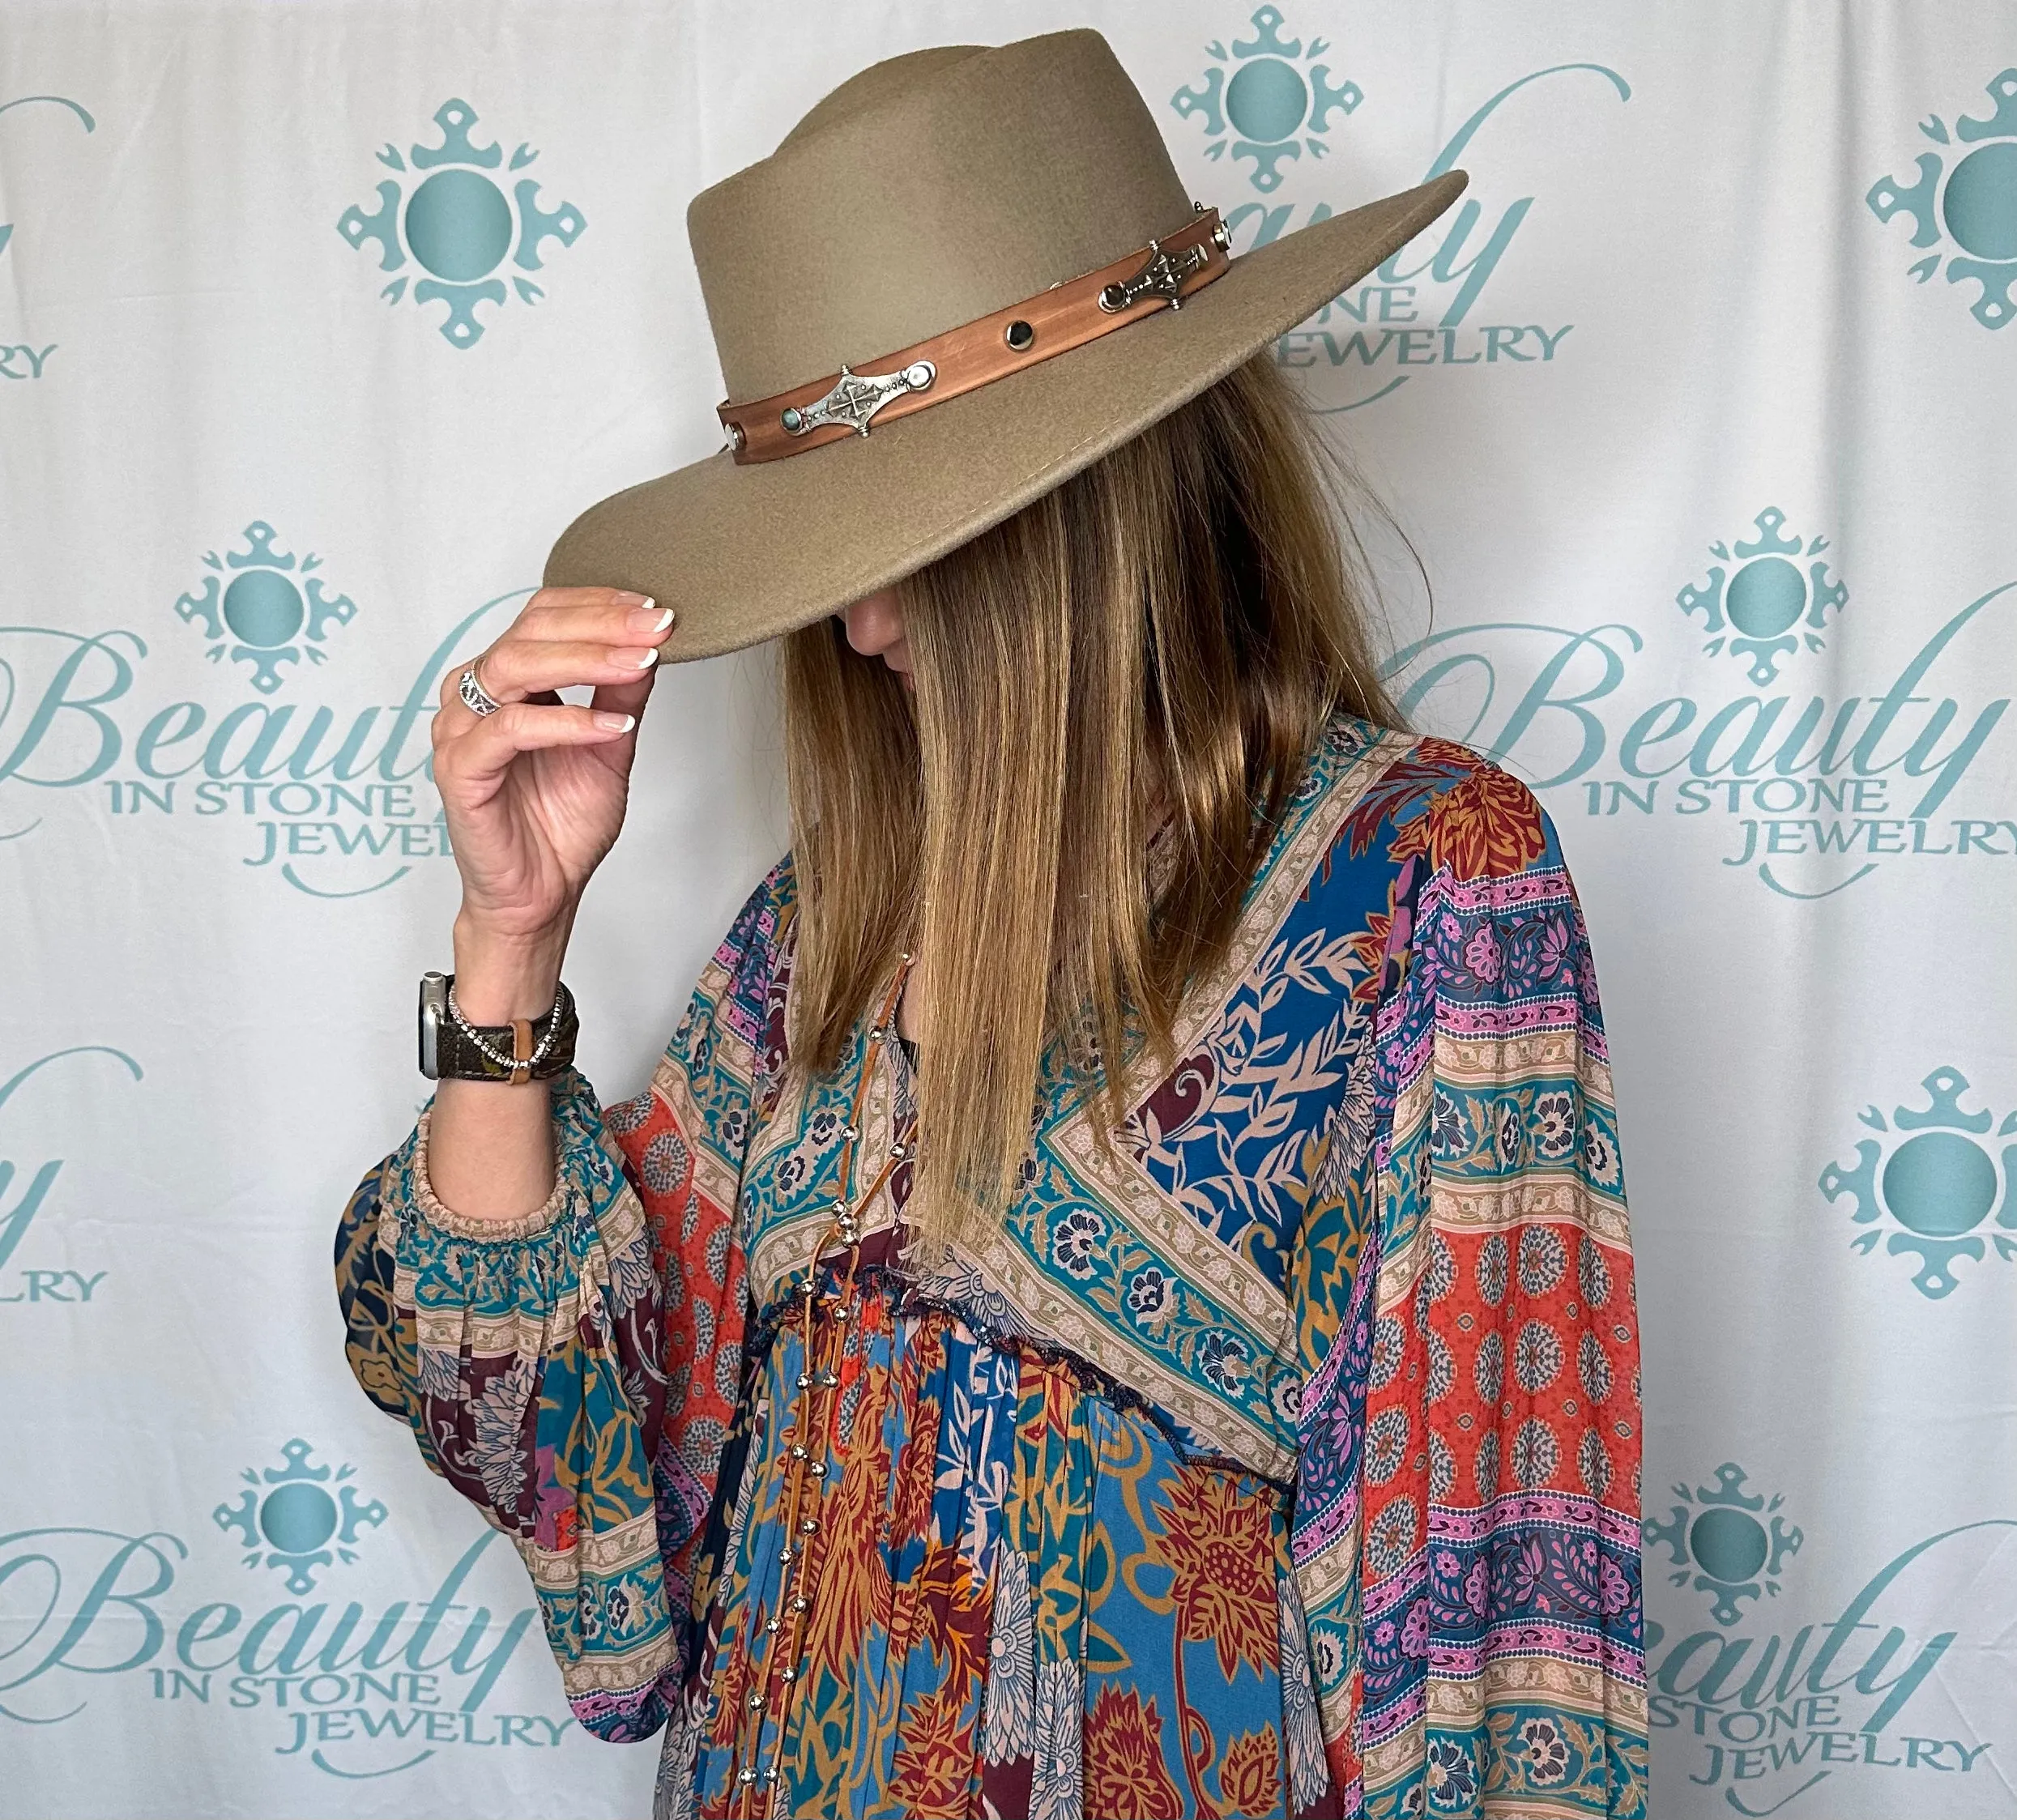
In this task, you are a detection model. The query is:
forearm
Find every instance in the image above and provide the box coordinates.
[426,916,573,1219]
[337,1067,680,1722]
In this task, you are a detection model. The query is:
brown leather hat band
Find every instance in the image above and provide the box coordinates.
[719,207,1232,465]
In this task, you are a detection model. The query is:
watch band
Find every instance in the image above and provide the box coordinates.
[418,972,579,1083]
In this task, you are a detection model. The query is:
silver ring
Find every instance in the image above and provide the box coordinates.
[458,663,503,718]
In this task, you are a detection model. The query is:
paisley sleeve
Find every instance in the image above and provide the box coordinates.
[1290,746,1647,1818]
[332,856,795,1744]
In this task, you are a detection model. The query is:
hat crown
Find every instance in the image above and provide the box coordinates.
[688,29,1194,403]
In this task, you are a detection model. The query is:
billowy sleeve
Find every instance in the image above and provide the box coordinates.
[1291,748,1648,1818]
[334,856,795,1743]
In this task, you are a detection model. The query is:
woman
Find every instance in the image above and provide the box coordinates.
[335,29,1645,1820]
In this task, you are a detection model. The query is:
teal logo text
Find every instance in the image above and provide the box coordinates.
[1646,1497,2009,1812]
[0,93,95,265]
[0,93,96,382]
[0,594,525,897]
[0,1046,139,1308]
[0,1524,561,1777]
[1386,585,2013,900]
[1207,60,1631,409]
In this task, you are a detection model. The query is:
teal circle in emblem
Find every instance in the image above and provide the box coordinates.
[258,1481,340,1554]
[1689,1507,1768,1583]
[1725,556,1806,639]
[1226,59,1308,144]
[1883,1130,1998,1238]
[404,169,514,282]
[1942,142,2017,262]
[222,570,306,649]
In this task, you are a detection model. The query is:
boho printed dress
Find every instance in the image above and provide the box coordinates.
[335,717,1648,1818]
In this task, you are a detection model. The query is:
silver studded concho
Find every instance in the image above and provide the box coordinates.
[1097,235,1216,315]
[780,360,936,439]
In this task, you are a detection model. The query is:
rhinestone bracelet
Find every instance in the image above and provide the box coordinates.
[445,980,567,1075]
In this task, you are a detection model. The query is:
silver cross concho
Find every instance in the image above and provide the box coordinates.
[780,360,936,439]
[1098,237,1213,315]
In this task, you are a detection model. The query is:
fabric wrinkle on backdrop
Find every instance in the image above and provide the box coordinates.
[2,4,2013,1818]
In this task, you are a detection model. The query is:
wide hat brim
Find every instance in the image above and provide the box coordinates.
[544,172,1467,661]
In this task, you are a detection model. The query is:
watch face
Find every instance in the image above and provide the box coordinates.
[419,973,448,1078]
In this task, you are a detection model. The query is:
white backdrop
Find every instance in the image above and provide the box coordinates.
[3,3,2014,1815]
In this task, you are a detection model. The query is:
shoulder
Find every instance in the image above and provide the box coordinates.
[719,850,798,965]
[699,852,798,1061]
[1277,720,1589,1016]
[1301,716,1562,889]
[1324,727,1600,1037]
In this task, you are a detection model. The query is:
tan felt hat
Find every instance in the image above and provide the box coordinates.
[542,28,1466,660]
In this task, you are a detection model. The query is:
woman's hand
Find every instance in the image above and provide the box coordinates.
[433,586,675,1017]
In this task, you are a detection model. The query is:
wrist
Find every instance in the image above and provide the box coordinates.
[450,914,571,1022]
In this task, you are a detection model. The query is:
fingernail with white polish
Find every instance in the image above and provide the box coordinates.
[594,712,635,731]
[633,647,660,668]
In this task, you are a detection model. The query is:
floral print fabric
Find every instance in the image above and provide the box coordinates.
[335,718,1648,1817]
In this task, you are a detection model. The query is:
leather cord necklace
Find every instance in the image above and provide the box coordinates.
[730,953,915,1817]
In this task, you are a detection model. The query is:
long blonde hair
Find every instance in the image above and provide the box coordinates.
[780,353,1401,1251]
